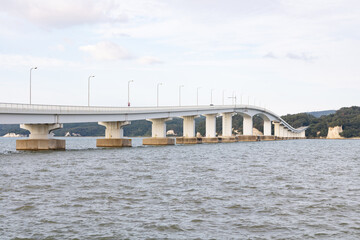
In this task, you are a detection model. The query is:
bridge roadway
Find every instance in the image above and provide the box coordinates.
[0,103,307,150]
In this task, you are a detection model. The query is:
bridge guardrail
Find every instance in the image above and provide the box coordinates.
[0,102,306,133]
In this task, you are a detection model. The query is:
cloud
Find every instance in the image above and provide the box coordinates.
[137,56,163,65]
[286,52,317,62]
[263,52,277,59]
[50,44,65,52]
[0,53,78,68]
[0,0,127,28]
[79,41,132,61]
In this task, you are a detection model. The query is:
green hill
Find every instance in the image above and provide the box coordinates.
[283,106,360,138]
[307,110,336,118]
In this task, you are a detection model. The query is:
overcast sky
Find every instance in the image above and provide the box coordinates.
[0,0,359,115]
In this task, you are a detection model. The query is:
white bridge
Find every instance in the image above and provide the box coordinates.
[0,102,307,150]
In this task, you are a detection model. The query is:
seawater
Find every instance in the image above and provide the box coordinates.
[1,138,360,239]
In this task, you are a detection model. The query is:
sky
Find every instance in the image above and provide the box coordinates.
[0,0,359,115]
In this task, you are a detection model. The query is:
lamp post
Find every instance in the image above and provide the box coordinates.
[157,82,163,107]
[228,93,237,107]
[232,91,236,105]
[196,87,201,106]
[210,89,214,105]
[29,67,37,104]
[222,90,225,105]
[179,85,184,106]
[128,80,134,107]
[88,75,95,106]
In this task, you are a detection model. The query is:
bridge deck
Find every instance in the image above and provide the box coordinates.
[0,103,306,133]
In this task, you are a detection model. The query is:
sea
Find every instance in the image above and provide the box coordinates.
[1,137,360,239]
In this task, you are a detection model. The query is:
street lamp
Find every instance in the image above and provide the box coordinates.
[29,67,37,104]
[210,89,214,105]
[157,82,163,107]
[196,87,201,106]
[179,85,184,106]
[128,80,134,107]
[222,90,225,105]
[88,75,95,106]
[232,91,236,105]
[228,93,237,107]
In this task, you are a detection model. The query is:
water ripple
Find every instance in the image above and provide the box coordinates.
[1,139,360,239]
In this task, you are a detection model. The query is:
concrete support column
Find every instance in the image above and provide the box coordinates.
[21,123,62,139]
[301,131,306,138]
[284,129,289,139]
[279,125,285,139]
[204,114,217,138]
[273,122,280,137]
[99,121,130,138]
[243,115,253,136]
[203,114,218,143]
[176,115,200,144]
[258,119,275,141]
[143,118,175,145]
[222,113,233,137]
[16,123,65,150]
[182,116,196,137]
[97,121,131,147]
[221,112,236,142]
[263,119,272,136]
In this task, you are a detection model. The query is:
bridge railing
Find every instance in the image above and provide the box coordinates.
[0,102,306,133]
[0,102,247,113]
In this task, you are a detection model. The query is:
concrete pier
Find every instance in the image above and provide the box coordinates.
[220,136,237,143]
[201,114,219,143]
[143,118,175,145]
[237,135,259,142]
[176,115,201,144]
[143,137,175,145]
[96,138,132,147]
[220,112,236,142]
[273,122,280,137]
[176,137,201,144]
[202,137,219,143]
[259,135,276,141]
[263,119,272,136]
[243,115,253,136]
[96,121,132,147]
[16,139,65,150]
[16,123,64,150]
[204,114,217,138]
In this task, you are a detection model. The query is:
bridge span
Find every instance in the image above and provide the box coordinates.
[0,103,307,150]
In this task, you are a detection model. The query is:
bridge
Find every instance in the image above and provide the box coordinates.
[0,102,307,150]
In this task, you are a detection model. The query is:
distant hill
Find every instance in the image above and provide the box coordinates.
[307,110,336,118]
[283,106,360,138]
